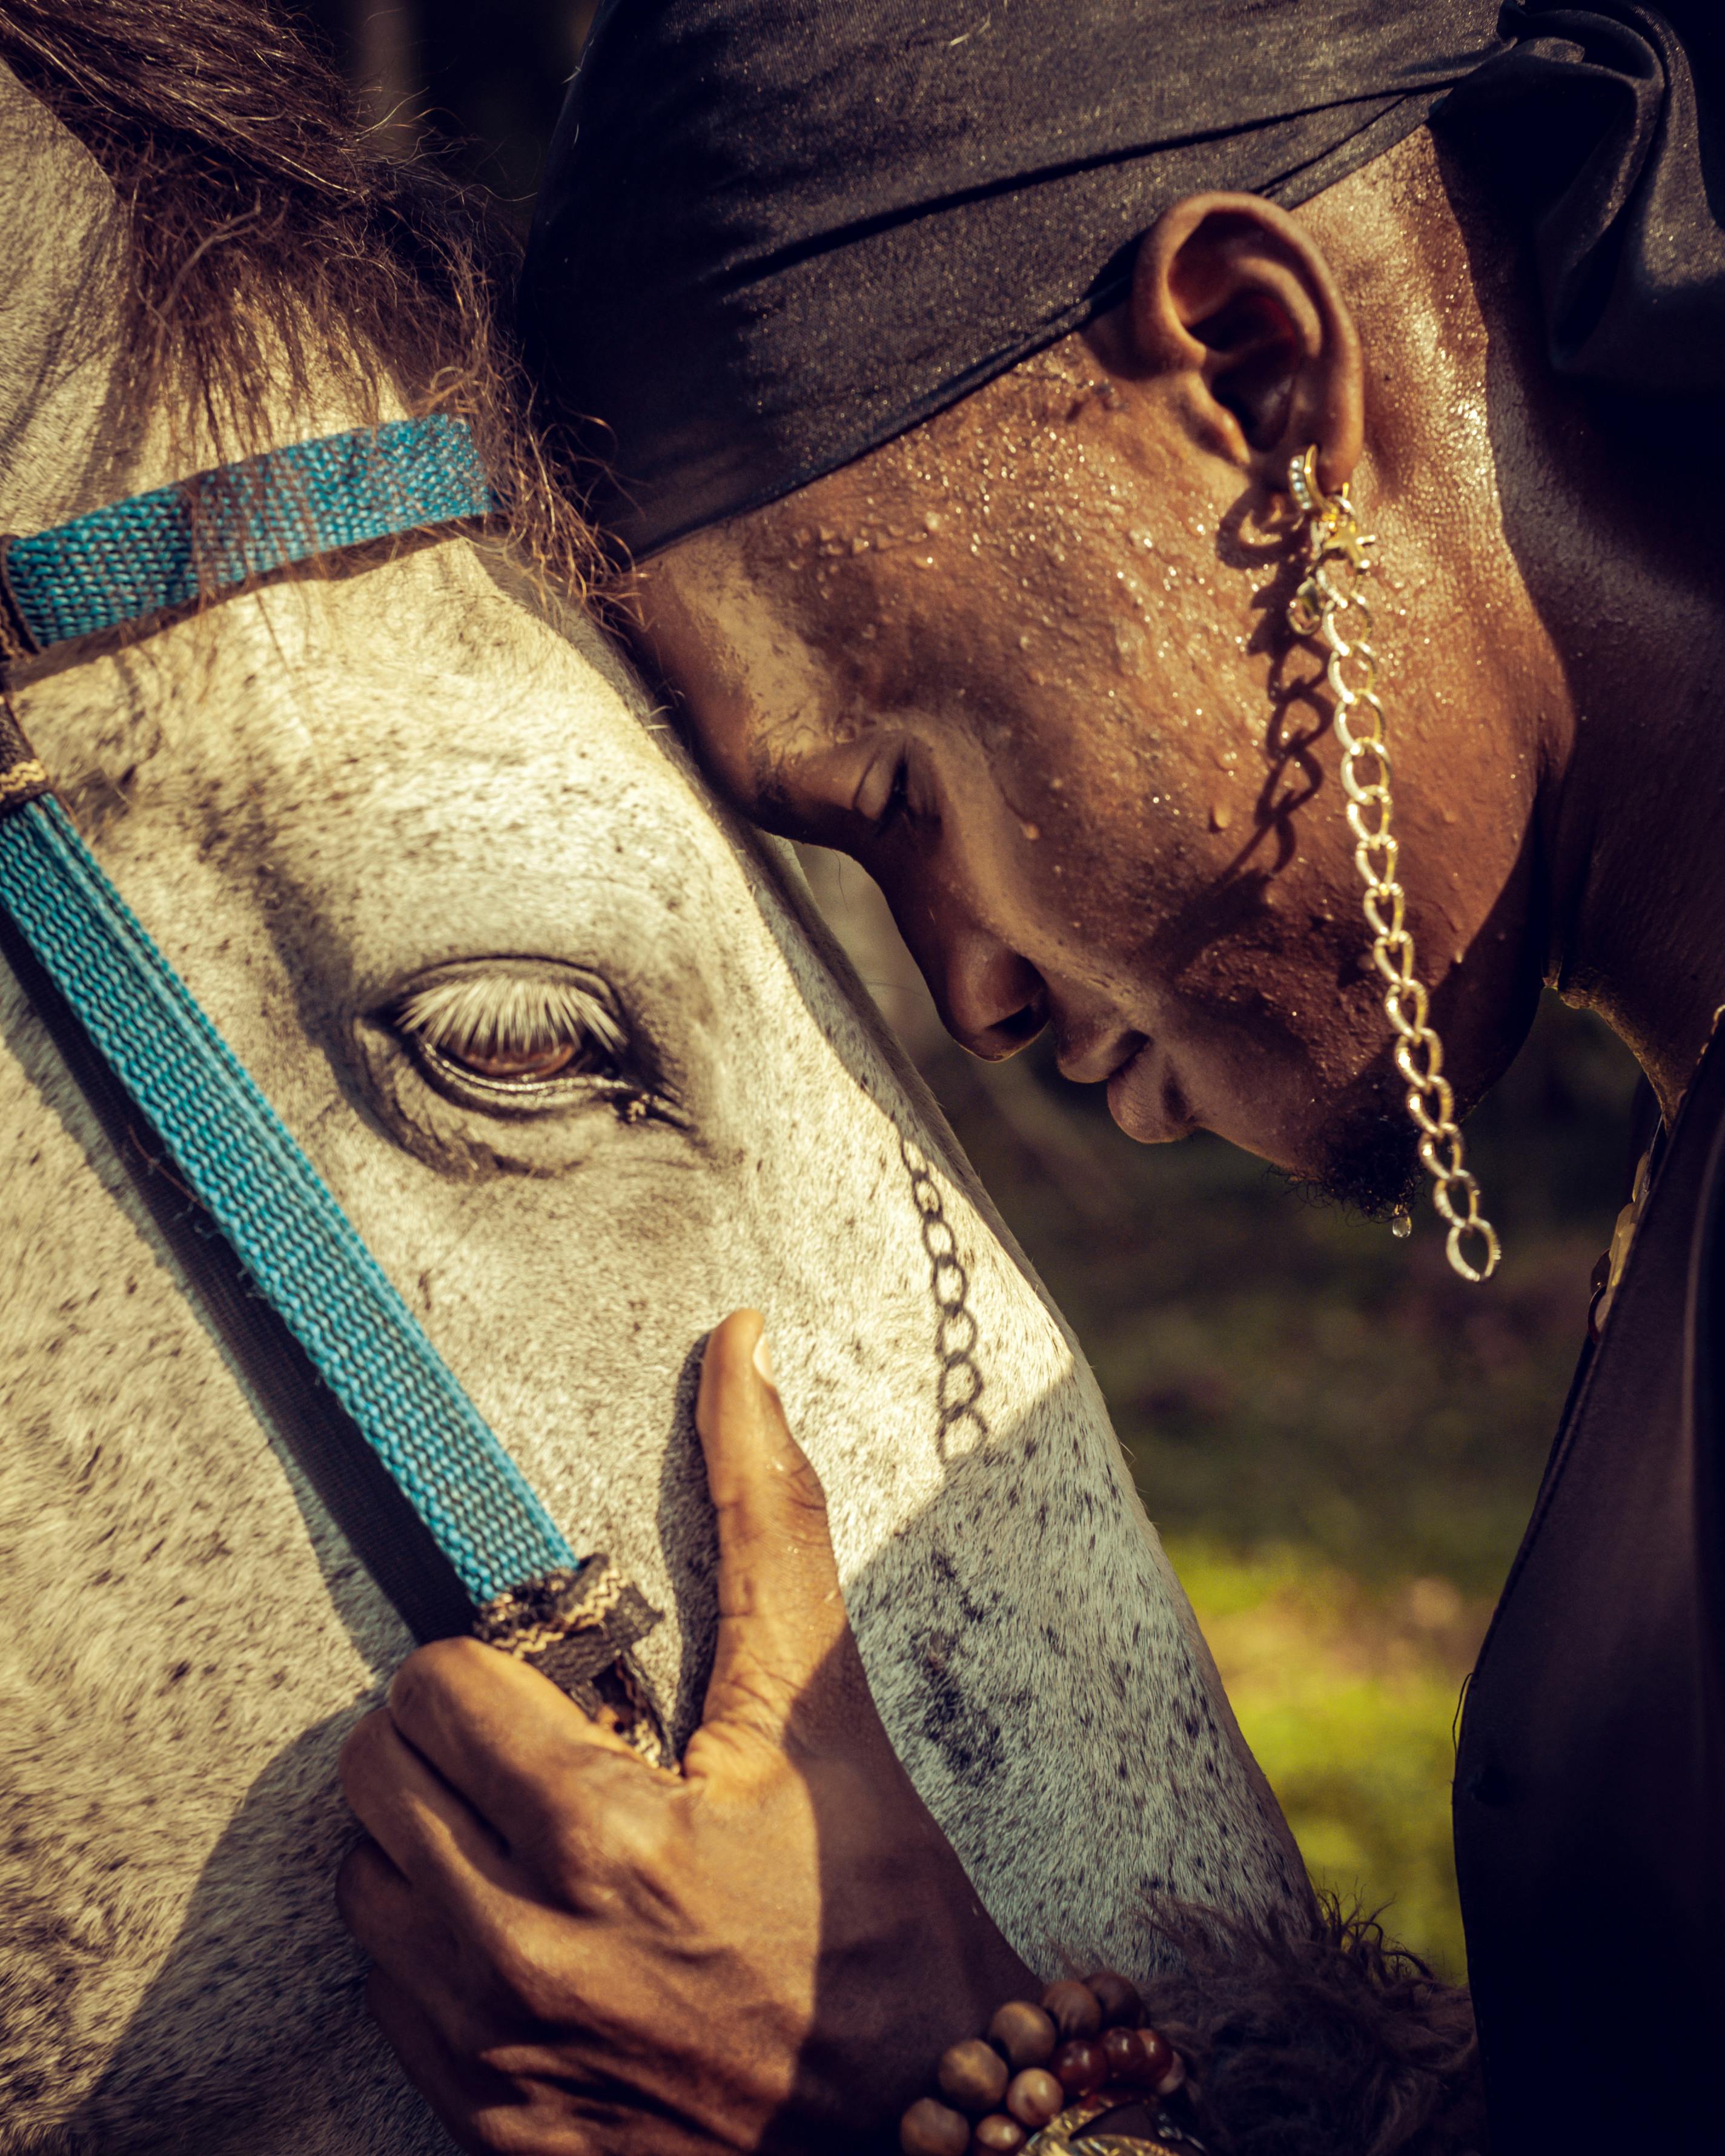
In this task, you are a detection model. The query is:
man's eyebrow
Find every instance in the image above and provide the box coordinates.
[749,702,873,815]
[749,732,798,815]
[749,706,838,808]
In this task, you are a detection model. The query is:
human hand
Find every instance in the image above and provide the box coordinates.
[336,1309,1034,2154]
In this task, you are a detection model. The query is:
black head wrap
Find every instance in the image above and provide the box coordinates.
[522,1,1725,558]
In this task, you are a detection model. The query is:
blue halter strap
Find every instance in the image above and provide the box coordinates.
[0,417,662,1748]
[0,414,491,649]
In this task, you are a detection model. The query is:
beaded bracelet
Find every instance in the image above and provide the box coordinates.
[899,1970,1202,2156]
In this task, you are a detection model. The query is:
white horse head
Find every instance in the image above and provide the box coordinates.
[0,17,1303,2153]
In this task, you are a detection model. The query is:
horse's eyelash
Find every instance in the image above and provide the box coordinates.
[393,976,627,1062]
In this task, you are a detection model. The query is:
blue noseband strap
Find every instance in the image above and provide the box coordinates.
[0,418,663,1750]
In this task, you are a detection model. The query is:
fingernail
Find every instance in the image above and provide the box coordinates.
[752,1329,775,1383]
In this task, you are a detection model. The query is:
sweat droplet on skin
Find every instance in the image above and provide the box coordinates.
[1021,822,1041,842]
[1210,801,1234,833]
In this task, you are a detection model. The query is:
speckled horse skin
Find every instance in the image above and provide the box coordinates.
[0,42,1305,2156]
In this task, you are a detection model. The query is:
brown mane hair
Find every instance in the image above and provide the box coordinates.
[0,0,598,590]
[1139,1898,1485,2156]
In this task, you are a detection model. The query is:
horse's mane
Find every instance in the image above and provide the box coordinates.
[0,0,598,590]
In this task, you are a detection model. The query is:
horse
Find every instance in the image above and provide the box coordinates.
[0,8,1305,2151]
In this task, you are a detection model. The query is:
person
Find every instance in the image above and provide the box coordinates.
[334,2,1725,2150]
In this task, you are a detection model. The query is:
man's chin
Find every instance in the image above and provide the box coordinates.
[1292,1074,1425,1223]
[1106,1040,1426,1219]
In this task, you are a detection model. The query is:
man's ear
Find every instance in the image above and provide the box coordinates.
[1127,192,1363,494]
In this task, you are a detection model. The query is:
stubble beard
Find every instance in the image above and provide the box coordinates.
[1297,1059,1427,1223]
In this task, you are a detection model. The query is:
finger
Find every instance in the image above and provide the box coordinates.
[363,1968,491,2155]
[339,1707,509,1891]
[369,1968,600,2156]
[385,1636,661,1858]
[338,1840,503,2043]
[694,1310,853,1748]
[336,1832,429,1966]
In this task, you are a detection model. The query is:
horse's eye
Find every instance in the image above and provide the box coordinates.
[389,964,628,1096]
[440,1040,583,1083]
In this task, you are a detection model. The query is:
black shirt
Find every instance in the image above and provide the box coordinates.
[1456,1027,1725,2148]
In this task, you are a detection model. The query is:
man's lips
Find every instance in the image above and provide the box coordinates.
[1052,1022,1197,1144]
[1104,1036,1194,1144]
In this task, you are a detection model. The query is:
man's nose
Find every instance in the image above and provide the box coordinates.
[924,927,1048,1060]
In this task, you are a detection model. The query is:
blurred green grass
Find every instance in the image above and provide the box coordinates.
[1170,1541,1483,1974]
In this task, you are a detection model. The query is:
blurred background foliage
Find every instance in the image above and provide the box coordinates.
[298,2,1645,1978]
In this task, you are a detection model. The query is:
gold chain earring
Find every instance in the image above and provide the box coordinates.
[1286,445,1501,1284]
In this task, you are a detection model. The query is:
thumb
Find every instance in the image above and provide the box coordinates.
[691,1310,854,1761]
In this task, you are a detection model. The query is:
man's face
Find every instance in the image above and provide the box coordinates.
[630,335,1543,1209]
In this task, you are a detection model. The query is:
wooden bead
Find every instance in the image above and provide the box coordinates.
[1040,1979,1103,2040]
[1004,2068,1064,2129]
[1154,2050,1188,2099]
[900,2097,972,2156]
[1101,2024,1147,2080]
[1134,2028,1174,2085]
[938,2038,1010,2115]
[1085,1969,1144,2028]
[1051,2038,1107,2094]
[972,2118,1027,2154]
[987,2000,1057,2070]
